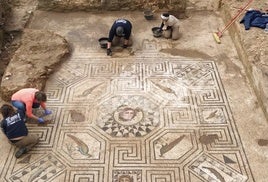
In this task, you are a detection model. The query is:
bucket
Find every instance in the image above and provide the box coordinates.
[151,27,162,37]
[144,10,154,20]
[98,37,109,48]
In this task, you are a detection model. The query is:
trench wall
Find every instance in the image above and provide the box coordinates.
[38,0,187,12]
[221,4,268,121]
[0,0,11,49]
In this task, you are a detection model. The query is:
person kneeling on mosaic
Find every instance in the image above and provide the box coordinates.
[0,104,40,158]
[160,13,180,40]
[11,88,52,123]
[106,18,133,56]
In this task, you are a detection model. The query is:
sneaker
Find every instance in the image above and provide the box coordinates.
[15,147,27,158]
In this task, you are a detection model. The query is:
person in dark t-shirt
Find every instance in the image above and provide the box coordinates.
[0,104,39,158]
[106,19,133,56]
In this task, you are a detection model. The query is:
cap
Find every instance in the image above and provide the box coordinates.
[116,26,124,36]
[161,13,169,20]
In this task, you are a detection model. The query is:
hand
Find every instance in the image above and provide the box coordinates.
[122,44,128,48]
[38,118,45,123]
[44,109,52,115]
[107,48,112,56]
[156,28,162,33]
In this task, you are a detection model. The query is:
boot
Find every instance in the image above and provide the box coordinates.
[15,147,27,158]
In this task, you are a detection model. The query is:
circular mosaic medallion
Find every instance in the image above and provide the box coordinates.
[97,95,160,137]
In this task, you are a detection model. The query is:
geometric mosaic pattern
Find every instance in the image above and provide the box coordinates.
[9,154,65,182]
[0,35,255,181]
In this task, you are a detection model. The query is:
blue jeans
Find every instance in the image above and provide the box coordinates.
[12,101,40,112]
[12,101,26,112]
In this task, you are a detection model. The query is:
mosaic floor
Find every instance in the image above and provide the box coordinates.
[1,47,255,181]
[1,11,266,182]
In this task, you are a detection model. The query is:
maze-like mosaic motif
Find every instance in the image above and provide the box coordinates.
[0,43,254,181]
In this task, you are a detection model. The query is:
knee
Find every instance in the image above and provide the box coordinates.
[34,135,40,144]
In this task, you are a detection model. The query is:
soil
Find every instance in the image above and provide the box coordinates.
[0,50,10,78]
[0,34,18,82]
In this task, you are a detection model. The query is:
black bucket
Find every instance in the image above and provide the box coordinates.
[144,10,154,20]
[98,37,109,48]
[152,27,162,37]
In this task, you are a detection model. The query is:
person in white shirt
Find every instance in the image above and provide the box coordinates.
[160,13,180,40]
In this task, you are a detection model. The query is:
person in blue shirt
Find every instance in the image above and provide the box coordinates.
[106,19,132,56]
[0,104,39,158]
